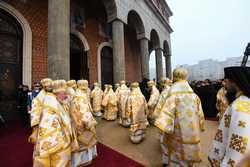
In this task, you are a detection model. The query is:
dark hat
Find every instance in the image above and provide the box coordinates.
[224,66,250,97]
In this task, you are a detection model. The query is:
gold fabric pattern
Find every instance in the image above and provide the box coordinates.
[214,148,219,155]
[238,120,246,128]
[29,89,46,127]
[229,134,248,154]
[102,88,118,121]
[214,129,223,143]
[209,96,250,167]
[126,87,148,134]
[153,86,170,120]
[209,158,220,167]
[33,92,72,166]
[91,86,103,114]
[154,80,204,165]
[148,86,160,120]
[235,100,250,114]
[117,84,130,123]
[228,158,236,167]
[216,87,229,121]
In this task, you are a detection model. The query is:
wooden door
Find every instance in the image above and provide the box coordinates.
[101,46,113,86]
[0,9,23,119]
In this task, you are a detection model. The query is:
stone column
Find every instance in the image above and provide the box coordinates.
[48,0,70,80]
[165,54,172,79]
[140,38,149,79]
[112,19,125,83]
[156,48,163,81]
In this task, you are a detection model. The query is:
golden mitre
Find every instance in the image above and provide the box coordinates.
[120,80,126,85]
[94,82,101,88]
[160,77,167,83]
[108,84,113,89]
[77,80,88,90]
[173,67,188,81]
[160,77,167,86]
[166,78,172,84]
[67,80,77,88]
[52,80,67,93]
[40,78,53,88]
[104,84,109,89]
[131,82,139,88]
[147,80,156,87]
[161,77,171,85]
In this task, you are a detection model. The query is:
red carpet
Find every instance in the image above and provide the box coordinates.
[87,143,143,167]
[0,122,144,167]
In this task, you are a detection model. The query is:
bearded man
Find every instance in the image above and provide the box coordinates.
[208,66,250,167]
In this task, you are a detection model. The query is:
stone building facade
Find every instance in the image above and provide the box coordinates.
[0,0,173,119]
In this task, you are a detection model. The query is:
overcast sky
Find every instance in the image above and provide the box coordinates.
[166,0,250,67]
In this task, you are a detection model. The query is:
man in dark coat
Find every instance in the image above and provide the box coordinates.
[17,85,29,126]
[139,78,150,102]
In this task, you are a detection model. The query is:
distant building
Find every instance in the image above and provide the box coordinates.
[180,57,249,81]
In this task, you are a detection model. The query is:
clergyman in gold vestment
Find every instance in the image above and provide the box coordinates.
[33,80,73,167]
[126,82,149,144]
[90,82,103,117]
[70,80,98,167]
[155,68,205,167]
[102,85,118,121]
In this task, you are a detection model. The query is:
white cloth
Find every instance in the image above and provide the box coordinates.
[209,95,250,167]
[72,145,97,167]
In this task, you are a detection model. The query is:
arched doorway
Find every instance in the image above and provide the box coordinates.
[101,46,113,86]
[70,34,89,80]
[125,10,146,82]
[149,50,156,80]
[70,0,116,84]
[0,9,23,117]
[149,29,164,82]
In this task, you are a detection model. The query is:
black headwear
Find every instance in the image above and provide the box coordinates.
[224,66,250,98]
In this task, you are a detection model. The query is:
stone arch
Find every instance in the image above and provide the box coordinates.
[163,40,172,78]
[102,0,117,22]
[69,30,90,80]
[163,40,171,56]
[70,30,90,80]
[127,10,145,39]
[150,29,160,50]
[0,1,32,87]
[70,30,90,51]
[97,42,113,83]
[149,29,164,81]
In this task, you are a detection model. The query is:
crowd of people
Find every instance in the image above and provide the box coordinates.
[190,79,223,118]
[18,65,250,167]
[27,78,152,166]
[17,83,40,126]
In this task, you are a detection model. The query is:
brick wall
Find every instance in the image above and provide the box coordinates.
[125,26,142,83]
[3,0,48,84]
[77,19,106,86]
[3,0,143,86]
